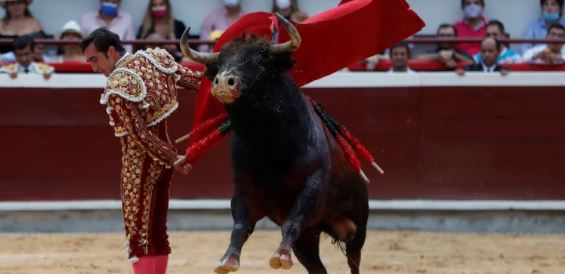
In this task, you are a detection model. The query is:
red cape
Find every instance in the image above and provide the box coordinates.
[188,0,424,149]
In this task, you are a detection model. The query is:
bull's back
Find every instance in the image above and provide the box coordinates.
[314,109,369,217]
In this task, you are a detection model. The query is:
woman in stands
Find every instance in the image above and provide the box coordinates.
[0,0,46,53]
[57,20,85,62]
[271,0,308,23]
[137,0,185,61]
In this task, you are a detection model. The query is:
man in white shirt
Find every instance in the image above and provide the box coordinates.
[387,42,415,73]
[0,35,53,79]
[523,23,565,64]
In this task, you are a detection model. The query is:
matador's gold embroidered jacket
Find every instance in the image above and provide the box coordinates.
[99,48,202,259]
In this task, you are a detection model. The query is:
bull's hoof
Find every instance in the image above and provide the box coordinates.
[215,257,239,274]
[269,252,293,270]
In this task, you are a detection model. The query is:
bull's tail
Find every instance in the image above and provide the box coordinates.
[309,97,384,182]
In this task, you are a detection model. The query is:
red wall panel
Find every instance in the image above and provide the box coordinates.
[1,86,565,200]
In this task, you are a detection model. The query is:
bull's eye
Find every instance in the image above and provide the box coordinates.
[227,77,235,86]
[214,76,219,85]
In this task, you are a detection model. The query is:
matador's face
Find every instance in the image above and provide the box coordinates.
[84,43,119,77]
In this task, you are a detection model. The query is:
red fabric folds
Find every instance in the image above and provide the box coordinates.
[188,0,424,151]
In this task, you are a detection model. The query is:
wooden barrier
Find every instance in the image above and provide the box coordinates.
[1,73,565,201]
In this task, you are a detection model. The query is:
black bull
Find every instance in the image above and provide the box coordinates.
[181,14,369,274]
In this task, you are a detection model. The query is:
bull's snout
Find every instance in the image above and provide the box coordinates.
[211,73,241,104]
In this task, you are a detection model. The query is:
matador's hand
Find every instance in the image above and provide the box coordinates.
[174,155,192,175]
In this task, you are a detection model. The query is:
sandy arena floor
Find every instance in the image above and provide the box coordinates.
[1,230,565,274]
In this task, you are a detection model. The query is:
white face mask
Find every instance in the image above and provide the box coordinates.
[223,0,240,8]
[276,0,291,9]
[464,3,483,19]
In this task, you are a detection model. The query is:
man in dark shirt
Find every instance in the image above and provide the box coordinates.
[417,24,474,70]
[457,37,509,75]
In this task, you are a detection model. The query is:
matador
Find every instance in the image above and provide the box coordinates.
[81,27,202,274]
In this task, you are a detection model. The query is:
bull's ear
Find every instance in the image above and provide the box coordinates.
[269,52,295,73]
[204,63,219,81]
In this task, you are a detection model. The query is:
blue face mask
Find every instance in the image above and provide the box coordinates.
[101,2,118,17]
[543,11,560,22]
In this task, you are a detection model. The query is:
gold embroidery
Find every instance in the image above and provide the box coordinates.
[102,51,188,257]
[116,53,136,69]
[119,134,166,257]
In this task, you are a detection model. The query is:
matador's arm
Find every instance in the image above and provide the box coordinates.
[108,95,177,166]
[175,65,203,91]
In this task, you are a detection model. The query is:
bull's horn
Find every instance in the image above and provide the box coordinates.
[180,27,219,64]
[271,13,302,53]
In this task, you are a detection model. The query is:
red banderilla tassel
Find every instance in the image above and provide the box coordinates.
[185,121,231,165]
[336,134,369,183]
[340,127,384,175]
[191,113,229,141]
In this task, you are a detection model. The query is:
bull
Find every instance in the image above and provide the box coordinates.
[181,14,369,274]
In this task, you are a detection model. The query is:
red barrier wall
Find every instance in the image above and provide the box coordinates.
[2,85,565,200]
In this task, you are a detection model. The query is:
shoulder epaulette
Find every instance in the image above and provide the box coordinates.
[100,68,146,105]
[136,47,178,74]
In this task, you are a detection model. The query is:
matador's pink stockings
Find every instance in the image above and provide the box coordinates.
[132,255,168,274]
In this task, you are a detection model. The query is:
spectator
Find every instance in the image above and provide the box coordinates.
[272,0,308,23]
[523,23,565,64]
[387,42,414,73]
[457,37,508,75]
[1,38,55,63]
[57,20,85,62]
[137,0,185,61]
[199,0,246,51]
[0,0,46,53]
[81,0,134,51]
[417,24,474,70]
[474,20,521,64]
[0,34,53,79]
[522,0,565,52]
[454,0,487,56]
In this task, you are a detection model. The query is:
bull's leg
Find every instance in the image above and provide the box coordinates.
[291,227,327,274]
[215,193,263,274]
[346,220,366,274]
[270,170,323,270]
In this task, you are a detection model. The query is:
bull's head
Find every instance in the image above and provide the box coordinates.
[180,13,301,105]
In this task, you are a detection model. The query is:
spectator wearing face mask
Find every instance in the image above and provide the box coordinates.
[271,0,308,23]
[199,0,247,52]
[137,0,186,61]
[522,0,565,52]
[454,0,487,56]
[474,20,521,64]
[457,37,508,76]
[81,0,134,51]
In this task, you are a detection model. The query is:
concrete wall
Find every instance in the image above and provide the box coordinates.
[4,209,565,233]
[0,0,542,39]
